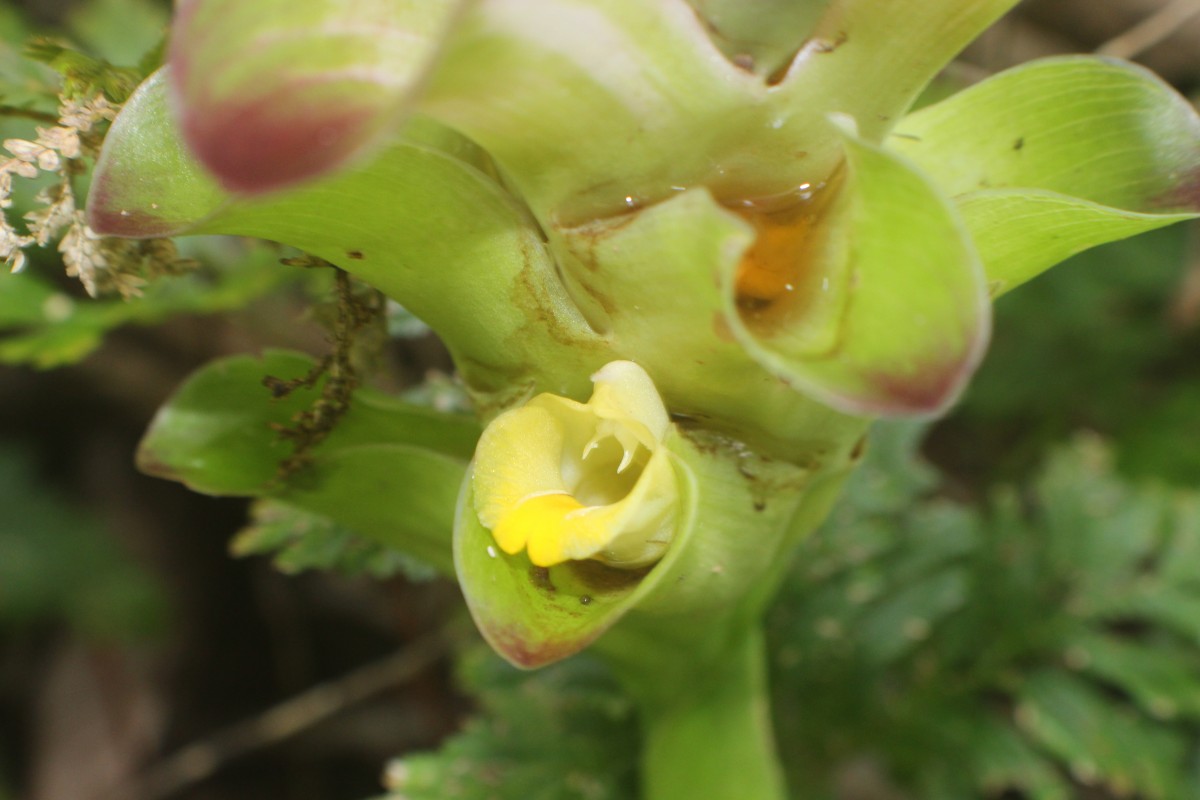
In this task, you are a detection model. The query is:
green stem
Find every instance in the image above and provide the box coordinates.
[619,627,785,800]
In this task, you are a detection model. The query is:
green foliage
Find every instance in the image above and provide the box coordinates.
[770,426,1200,799]
[0,447,166,640]
[23,38,126,99]
[0,22,58,115]
[891,57,1200,297]
[233,499,437,581]
[946,225,1200,485]
[24,36,141,102]
[372,423,1200,800]
[380,645,639,800]
[5,4,1199,799]
[0,242,293,368]
[137,349,478,574]
[64,0,170,69]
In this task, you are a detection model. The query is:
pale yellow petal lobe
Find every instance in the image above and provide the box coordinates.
[472,361,679,570]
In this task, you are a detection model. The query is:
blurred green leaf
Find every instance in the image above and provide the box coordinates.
[1114,585,1200,652]
[67,0,169,67]
[964,718,1070,800]
[0,7,59,113]
[281,444,465,575]
[771,432,1200,799]
[138,349,479,574]
[1066,630,1200,721]
[855,565,968,664]
[1017,669,1187,798]
[1036,436,1166,609]
[0,243,294,369]
[940,223,1200,486]
[0,447,166,639]
[234,499,437,581]
[138,349,478,495]
[845,420,939,513]
[24,36,140,102]
[381,645,637,800]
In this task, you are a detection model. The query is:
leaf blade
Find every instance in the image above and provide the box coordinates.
[891,56,1200,294]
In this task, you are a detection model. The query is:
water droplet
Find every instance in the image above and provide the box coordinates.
[486,545,497,558]
[821,277,830,292]
[149,202,159,210]
[119,209,130,216]
[770,117,784,129]
[728,175,841,319]
[579,595,592,606]
[623,195,636,207]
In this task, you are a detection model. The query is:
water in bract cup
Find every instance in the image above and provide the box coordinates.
[728,173,842,338]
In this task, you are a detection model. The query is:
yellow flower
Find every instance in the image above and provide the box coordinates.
[472,360,678,569]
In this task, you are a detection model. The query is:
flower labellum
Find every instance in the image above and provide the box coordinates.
[472,360,677,569]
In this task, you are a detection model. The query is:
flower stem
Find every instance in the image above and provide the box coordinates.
[625,627,785,800]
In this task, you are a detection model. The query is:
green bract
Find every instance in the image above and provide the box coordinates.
[86,2,1200,799]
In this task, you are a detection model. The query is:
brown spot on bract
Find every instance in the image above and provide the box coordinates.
[1013,137,1025,151]
[530,566,555,593]
[732,53,755,72]
[566,559,649,594]
[813,31,848,54]
[850,435,867,461]
[712,311,735,342]
[346,250,364,260]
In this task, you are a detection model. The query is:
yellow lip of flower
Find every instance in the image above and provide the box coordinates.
[472,360,678,569]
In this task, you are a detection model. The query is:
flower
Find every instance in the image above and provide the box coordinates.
[91,1,1200,434]
[84,0,1200,671]
[472,360,677,568]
